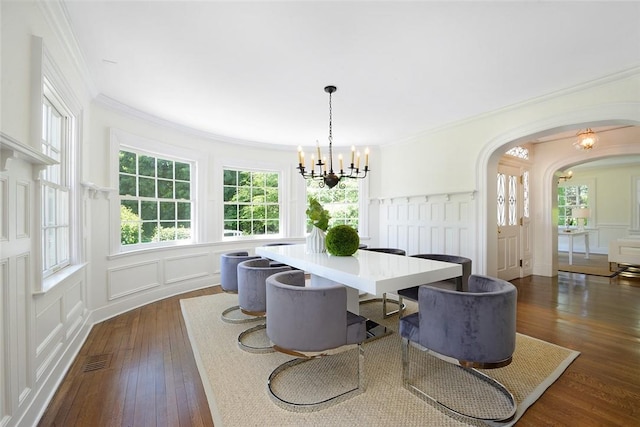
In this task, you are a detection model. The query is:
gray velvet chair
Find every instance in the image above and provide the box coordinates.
[265,270,367,411]
[235,258,291,353]
[395,254,472,318]
[261,242,296,268]
[219,251,261,323]
[399,274,518,422]
[361,247,406,317]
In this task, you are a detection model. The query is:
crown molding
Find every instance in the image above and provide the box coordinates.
[94,94,295,152]
[37,0,98,98]
[383,66,640,148]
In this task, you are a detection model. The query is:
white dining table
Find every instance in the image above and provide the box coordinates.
[256,244,462,314]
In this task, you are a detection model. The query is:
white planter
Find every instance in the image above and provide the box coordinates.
[306,226,326,253]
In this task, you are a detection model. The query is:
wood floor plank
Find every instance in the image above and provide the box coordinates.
[38,275,639,426]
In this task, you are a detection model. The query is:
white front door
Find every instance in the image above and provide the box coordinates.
[497,165,521,281]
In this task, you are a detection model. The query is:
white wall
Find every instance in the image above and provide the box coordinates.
[377,72,640,276]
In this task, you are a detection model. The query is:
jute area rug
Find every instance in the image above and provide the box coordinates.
[181,292,579,427]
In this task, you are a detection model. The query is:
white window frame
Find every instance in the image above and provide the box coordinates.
[222,167,282,239]
[32,36,82,292]
[41,81,73,277]
[109,128,205,254]
[558,177,596,228]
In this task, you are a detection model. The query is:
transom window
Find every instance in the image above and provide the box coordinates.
[306,179,359,230]
[223,169,280,237]
[119,150,193,245]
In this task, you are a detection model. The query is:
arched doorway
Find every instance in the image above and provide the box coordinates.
[477,103,640,278]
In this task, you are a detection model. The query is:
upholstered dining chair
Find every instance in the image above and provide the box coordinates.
[399,274,518,423]
[395,254,472,318]
[219,251,261,323]
[360,247,407,317]
[265,270,367,412]
[235,258,291,353]
[261,242,297,268]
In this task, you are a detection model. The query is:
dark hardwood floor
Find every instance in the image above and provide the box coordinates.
[39,273,640,426]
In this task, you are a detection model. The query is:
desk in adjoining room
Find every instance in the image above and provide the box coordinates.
[558,230,590,265]
[256,244,462,314]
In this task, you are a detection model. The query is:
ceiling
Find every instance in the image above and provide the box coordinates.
[62,1,640,147]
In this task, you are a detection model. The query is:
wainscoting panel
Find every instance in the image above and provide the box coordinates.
[35,298,62,357]
[15,181,29,239]
[15,253,32,406]
[1,258,8,424]
[165,252,213,285]
[377,193,476,261]
[0,177,7,241]
[107,260,161,301]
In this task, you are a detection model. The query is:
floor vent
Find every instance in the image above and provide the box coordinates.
[83,353,112,372]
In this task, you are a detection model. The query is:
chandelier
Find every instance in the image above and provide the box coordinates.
[573,128,598,150]
[297,85,369,189]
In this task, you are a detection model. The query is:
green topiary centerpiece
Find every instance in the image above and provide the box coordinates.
[325,225,360,256]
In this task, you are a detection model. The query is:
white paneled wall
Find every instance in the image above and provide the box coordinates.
[0,143,91,427]
[376,192,477,262]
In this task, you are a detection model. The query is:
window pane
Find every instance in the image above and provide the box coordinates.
[159,202,175,220]
[252,172,265,187]
[120,218,140,242]
[158,222,176,241]
[175,181,190,199]
[238,171,251,186]
[122,199,139,215]
[175,162,190,180]
[139,177,156,197]
[266,205,279,219]
[140,201,157,220]
[119,151,136,173]
[177,202,191,220]
[224,205,238,220]
[266,173,278,187]
[141,222,155,243]
[157,159,173,179]
[138,155,155,177]
[119,175,136,196]
[223,169,237,186]
[265,188,278,203]
[158,179,174,199]
[223,186,236,202]
[237,187,251,203]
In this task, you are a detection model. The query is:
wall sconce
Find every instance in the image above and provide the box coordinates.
[557,170,573,183]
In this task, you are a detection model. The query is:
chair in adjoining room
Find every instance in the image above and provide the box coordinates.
[360,247,406,317]
[219,251,261,323]
[395,254,472,318]
[265,270,367,412]
[399,274,518,423]
[235,258,292,353]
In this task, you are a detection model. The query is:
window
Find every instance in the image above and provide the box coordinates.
[41,81,72,277]
[306,179,360,230]
[119,150,193,246]
[558,184,589,227]
[223,169,280,237]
